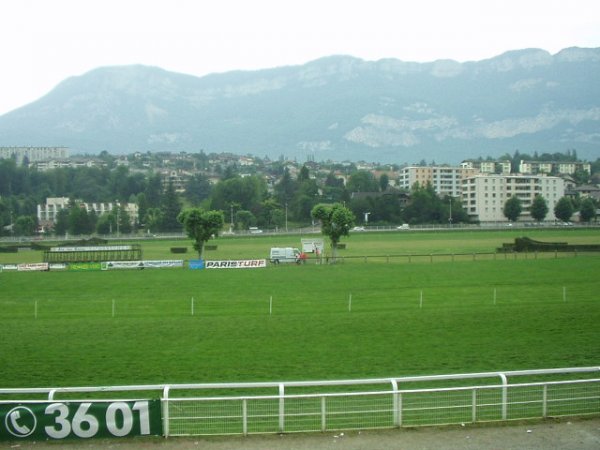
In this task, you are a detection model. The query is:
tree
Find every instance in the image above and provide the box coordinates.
[503,196,522,222]
[178,208,225,259]
[579,198,596,223]
[379,173,390,192]
[530,195,549,222]
[159,179,182,232]
[143,208,163,233]
[53,208,69,236]
[235,210,256,230]
[311,203,355,262]
[184,173,212,206]
[554,197,574,222]
[346,170,379,193]
[13,215,37,236]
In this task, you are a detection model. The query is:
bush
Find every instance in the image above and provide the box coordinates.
[170,247,188,254]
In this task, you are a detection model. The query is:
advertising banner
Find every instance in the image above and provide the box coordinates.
[189,259,205,269]
[17,263,49,272]
[103,260,184,270]
[103,261,145,270]
[0,399,162,441]
[50,246,132,252]
[205,259,267,269]
[142,260,184,268]
[0,264,18,271]
[68,262,102,271]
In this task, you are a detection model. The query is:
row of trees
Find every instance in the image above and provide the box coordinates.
[1,156,598,237]
[503,194,597,223]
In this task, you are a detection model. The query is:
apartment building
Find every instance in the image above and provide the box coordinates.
[461,174,565,222]
[460,160,511,174]
[0,146,69,165]
[398,165,477,197]
[37,197,138,228]
[519,160,591,175]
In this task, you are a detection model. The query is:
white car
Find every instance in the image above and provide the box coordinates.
[396,224,410,230]
[249,227,263,234]
[352,226,365,231]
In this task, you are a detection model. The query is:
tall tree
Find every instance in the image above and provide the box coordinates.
[159,179,182,232]
[554,197,574,222]
[503,196,522,222]
[311,203,355,262]
[184,173,213,206]
[579,198,596,223]
[379,173,390,192]
[530,195,549,222]
[178,208,224,259]
[274,168,297,206]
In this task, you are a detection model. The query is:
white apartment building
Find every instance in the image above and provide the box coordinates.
[519,160,591,175]
[461,174,565,222]
[0,146,69,165]
[460,160,511,174]
[37,197,138,228]
[398,166,477,197]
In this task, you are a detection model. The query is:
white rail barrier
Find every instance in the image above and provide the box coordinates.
[1,367,598,437]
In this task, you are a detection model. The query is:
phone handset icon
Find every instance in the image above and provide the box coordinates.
[5,406,36,437]
[10,410,31,435]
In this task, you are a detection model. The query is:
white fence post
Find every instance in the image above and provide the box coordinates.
[162,386,170,438]
[321,396,326,431]
[242,399,248,435]
[472,388,477,422]
[499,373,508,420]
[391,380,400,427]
[542,384,548,418]
[278,383,285,433]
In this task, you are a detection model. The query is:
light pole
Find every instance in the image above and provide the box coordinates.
[116,201,120,237]
[285,202,288,232]
[448,196,453,227]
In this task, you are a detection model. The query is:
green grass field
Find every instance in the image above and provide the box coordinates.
[1,228,599,390]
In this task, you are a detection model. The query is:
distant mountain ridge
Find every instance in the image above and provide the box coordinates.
[1,47,599,163]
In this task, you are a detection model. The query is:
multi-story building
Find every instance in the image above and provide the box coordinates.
[460,160,511,175]
[37,197,138,229]
[461,174,565,222]
[519,160,591,175]
[398,165,477,197]
[0,146,69,165]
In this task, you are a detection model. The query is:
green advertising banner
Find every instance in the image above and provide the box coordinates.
[68,262,103,271]
[0,399,162,440]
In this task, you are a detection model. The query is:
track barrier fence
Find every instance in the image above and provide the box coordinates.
[1,367,599,440]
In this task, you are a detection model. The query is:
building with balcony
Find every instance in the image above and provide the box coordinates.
[461,174,565,222]
[398,165,477,197]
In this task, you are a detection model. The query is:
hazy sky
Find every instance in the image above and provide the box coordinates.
[1,0,599,115]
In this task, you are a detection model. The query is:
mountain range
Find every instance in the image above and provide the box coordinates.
[1,47,599,164]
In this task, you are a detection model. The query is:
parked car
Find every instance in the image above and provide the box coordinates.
[396,224,410,230]
[352,226,365,231]
[249,227,263,234]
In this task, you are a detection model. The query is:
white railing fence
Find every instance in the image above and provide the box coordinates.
[1,367,599,437]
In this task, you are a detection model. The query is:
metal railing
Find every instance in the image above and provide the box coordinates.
[1,367,598,437]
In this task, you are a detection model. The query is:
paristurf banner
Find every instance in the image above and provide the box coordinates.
[0,400,162,440]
